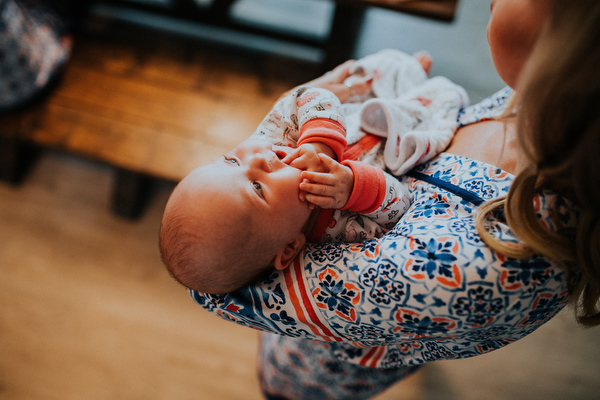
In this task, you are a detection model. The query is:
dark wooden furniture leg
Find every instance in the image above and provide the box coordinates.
[0,137,40,184]
[0,112,41,184]
[111,168,155,220]
[322,2,367,72]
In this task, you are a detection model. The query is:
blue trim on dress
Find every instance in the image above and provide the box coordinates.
[406,170,485,206]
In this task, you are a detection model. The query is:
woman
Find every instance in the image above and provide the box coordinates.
[189,0,600,398]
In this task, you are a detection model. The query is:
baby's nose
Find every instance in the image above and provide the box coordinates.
[250,152,272,172]
[273,145,292,159]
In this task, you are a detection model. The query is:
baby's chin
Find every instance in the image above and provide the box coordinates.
[281,191,313,221]
[299,198,317,218]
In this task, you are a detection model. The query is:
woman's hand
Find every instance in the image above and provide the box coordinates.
[299,154,353,209]
[278,60,373,103]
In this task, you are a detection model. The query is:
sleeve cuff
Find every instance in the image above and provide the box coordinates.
[298,119,347,161]
[341,160,386,214]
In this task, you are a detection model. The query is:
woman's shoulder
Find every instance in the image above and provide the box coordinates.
[457,87,513,127]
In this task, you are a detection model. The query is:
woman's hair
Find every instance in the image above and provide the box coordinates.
[476,0,600,326]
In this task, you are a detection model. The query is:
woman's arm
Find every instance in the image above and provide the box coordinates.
[189,152,574,369]
[277,61,373,104]
[190,157,568,343]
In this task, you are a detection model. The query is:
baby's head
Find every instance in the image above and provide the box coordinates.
[159,139,314,294]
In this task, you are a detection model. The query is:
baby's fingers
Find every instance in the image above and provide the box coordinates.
[299,180,332,197]
[281,149,300,165]
[301,170,335,185]
[304,195,339,210]
[299,184,339,209]
[300,172,346,209]
[319,154,353,179]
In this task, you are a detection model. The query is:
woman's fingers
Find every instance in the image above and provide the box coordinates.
[345,74,374,99]
[329,59,356,81]
[355,74,374,96]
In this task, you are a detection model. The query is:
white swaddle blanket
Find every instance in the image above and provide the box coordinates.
[360,76,469,175]
[341,49,469,176]
[346,48,428,99]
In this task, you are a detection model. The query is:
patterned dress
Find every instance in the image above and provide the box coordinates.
[191,88,578,399]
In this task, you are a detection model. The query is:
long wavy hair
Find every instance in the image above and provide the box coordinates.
[475,0,600,326]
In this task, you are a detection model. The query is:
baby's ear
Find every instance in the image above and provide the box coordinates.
[273,234,306,270]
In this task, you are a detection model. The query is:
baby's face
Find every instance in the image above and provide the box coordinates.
[223,139,312,225]
[179,139,313,244]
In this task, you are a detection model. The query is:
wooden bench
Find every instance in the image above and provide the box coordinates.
[84,0,457,71]
[0,0,457,219]
[0,24,307,217]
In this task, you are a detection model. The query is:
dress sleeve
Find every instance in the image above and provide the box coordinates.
[190,171,427,344]
[189,161,569,352]
[191,203,475,344]
[189,93,572,368]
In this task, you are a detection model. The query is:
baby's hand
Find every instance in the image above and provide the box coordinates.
[282,142,335,172]
[299,154,353,209]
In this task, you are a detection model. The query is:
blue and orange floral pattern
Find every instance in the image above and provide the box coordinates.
[191,88,576,373]
[312,268,361,323]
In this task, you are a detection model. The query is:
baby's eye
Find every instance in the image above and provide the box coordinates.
[224,156,239,165]
[252,182,264,197]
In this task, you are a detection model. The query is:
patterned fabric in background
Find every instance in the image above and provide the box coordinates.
[0,0,71,111]
[258,332,422,400]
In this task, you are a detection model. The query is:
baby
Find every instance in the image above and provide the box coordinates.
[160,86,411,294]
[160,50,468,294]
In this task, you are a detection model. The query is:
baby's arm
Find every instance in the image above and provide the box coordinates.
[280,87,349,177]
[319,166,411,243]
[286,86,347,159]
[358,170,411,229]
[251,86,346,150]
[298,157,410,226]
[303,157,410,224]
